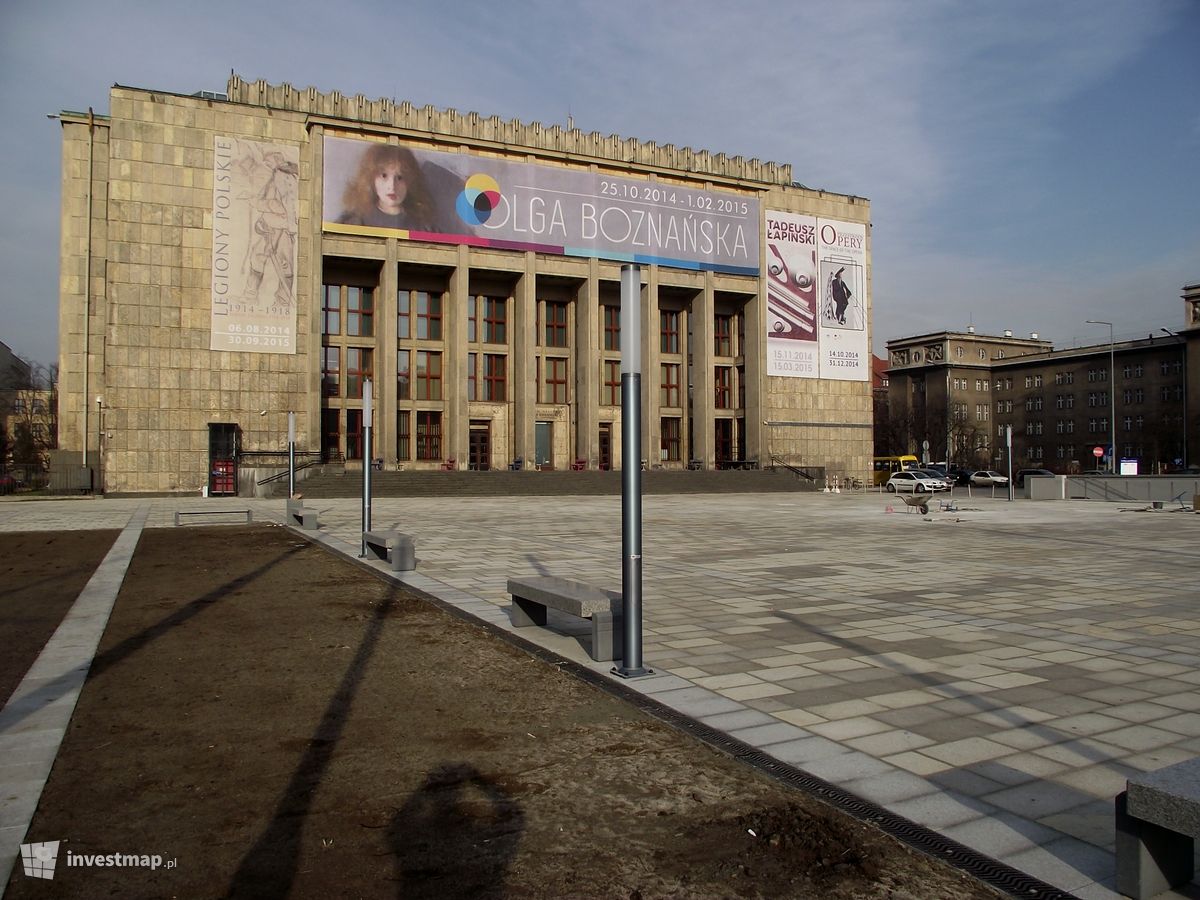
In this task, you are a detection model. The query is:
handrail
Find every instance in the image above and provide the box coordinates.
[254,458,325,486]
[770,455,817,481]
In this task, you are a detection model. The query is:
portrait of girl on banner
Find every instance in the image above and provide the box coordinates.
[324,137,472,237]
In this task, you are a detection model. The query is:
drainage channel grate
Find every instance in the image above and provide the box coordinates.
[360,567,1080,900]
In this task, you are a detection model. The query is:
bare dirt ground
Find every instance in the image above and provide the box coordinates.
[1,530,119,706]
[4,524,1007,899]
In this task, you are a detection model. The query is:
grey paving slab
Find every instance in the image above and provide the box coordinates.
[2,492,1200,897]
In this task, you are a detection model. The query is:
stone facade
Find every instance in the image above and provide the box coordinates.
[58,76,873,494]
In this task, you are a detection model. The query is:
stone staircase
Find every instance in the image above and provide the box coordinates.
[285,466,821,499]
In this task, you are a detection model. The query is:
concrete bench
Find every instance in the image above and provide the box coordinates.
[363,530,415,571]
[507,575,622,662]
[174,508,252,526]
[1116,758,1200,898]
[286,499,318,530]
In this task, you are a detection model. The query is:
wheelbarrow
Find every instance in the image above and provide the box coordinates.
[899,493,930,514]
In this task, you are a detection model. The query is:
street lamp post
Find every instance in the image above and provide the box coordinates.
[1162,328,1188,469]
[95,396,103,494]
[1086,320,1117,474]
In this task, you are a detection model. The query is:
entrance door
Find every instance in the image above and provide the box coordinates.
[535,421,553,469]
[715,419,733,464]
[208,423,239,496]
[468,420,491,471]
[598,423,612,471]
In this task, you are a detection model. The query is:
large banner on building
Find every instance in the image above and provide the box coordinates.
[322,135,759,275]
[765,210,867,381]
[210,137,299,353]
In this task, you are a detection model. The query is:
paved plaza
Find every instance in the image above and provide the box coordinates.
[2,489,1199,898]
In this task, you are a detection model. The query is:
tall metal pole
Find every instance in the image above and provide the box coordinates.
[1088,321,1116,473]
[1162,328,1188,469]
[287,411,296,498]
[360,379,372,557]
[96,397,103,495]
[615,265,649,678]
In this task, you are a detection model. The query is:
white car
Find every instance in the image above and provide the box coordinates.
[970,470,1010,487]
[911,469,951,491]
[885,471,947,493]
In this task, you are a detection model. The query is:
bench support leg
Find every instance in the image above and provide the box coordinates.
[511,596,546,628]
[1115,791,1195,899]
[391,539,415,571]
[589,611,624,662]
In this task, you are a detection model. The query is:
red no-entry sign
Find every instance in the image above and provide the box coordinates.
[1093,446,1104,458]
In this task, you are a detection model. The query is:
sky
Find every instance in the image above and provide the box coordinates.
[1,0,1197,370]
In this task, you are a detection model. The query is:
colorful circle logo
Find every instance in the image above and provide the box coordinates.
[456,174,501,226]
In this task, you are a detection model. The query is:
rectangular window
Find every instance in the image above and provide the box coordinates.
[660,310,680,354]
[322,346,340,397]
[602,360,620,406]
[737,365,746,409]
[714,314,733,357]
[715,366,732,409]
[661,417,681,461]
[467,352,477,402]
[484,354,506,401]
[416,291,442,340]
[483,297,507,344]
[544,302,568,347]
[415,351,442,400]
[322,285,341,335]
[467,295,477,343]
[603,306,620,351]
[396,349,411,400]
[397,291,410,340]
[660,363,681,407]
[397,410,411,461]
[544,357,568,403]
[416,411,442,460]
[346,286,374,337]
[346,348,373,399]
[1123,416,1133,431]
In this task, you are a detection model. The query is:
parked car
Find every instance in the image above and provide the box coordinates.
[1014,468,1054,488]
[910,469,951,491]
[0,474,22,495]
[970,470,1009,487]
[885,471,948,493]
[946,467,972,485]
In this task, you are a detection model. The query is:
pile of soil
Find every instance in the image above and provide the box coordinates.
[4,525,1005,899]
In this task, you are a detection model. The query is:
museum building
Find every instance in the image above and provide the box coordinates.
[57,74,873,494]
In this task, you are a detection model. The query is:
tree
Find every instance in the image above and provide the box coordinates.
[4,360,57,472]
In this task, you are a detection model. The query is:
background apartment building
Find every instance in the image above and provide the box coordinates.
[884,285,1199,475]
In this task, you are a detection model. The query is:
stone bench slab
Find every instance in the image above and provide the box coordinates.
[507,576,622,661]
[1116,758,1200,898]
